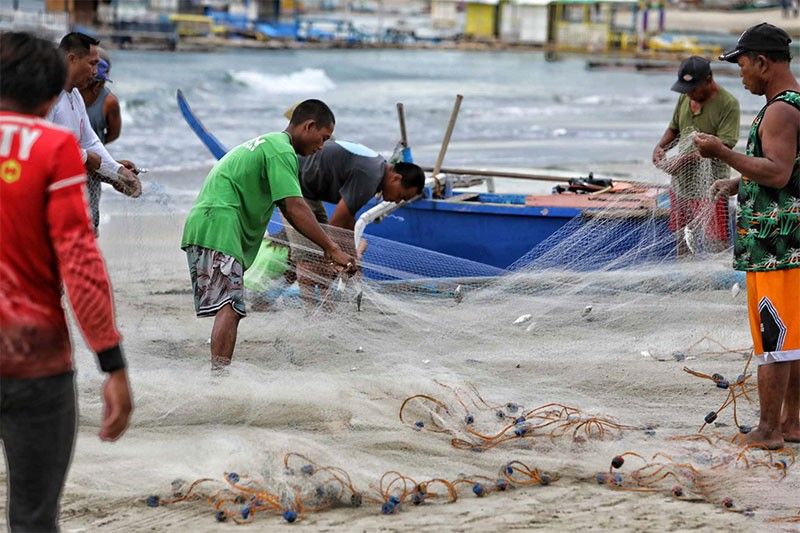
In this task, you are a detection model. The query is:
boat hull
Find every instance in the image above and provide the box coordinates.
[274,192,675,275]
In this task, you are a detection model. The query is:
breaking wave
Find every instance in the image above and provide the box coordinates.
[227,68,337,94]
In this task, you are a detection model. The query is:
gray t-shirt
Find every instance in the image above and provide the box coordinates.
[299,140,386,214]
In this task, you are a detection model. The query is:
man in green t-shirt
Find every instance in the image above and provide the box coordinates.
[695,23,800,450]
[181,99,356,371]
[653,56,741,254]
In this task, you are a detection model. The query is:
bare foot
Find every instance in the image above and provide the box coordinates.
[211,356,231,374]
[783,424,800,443]
[745,427,785,450]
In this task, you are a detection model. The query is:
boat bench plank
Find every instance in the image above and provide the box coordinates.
[442,192,481,203]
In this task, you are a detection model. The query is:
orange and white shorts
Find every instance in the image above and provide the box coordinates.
[747,268,800,365]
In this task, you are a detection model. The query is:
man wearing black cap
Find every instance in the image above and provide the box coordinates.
[695,23,800,450]
[653,55,740,255]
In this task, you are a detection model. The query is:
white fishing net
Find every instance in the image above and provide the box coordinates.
[12,139,798,530]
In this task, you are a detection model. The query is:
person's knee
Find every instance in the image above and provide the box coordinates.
[222,303,242,323]
[213,303,242,328]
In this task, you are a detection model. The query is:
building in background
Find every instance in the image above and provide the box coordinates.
[550,0,640,52]
[432,0,500,39]
[464,0,500,38]
[499,0,551,44]
[499,0,662,52]
[430,0,460,29]
[45,0,97,25]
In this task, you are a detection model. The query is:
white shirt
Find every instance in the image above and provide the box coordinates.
[46,88,121,175]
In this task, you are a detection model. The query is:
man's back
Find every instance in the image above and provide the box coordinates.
[0,111,119,378]
[181,131,302,270]
[299,140,385,215]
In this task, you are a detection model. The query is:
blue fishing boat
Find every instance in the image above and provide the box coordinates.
[177,91,675,275]
[305,180,672,273]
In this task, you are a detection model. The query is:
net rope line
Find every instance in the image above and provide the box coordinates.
[145,452,558,523]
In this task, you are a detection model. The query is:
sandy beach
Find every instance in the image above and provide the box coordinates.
[2,17,800,530]
[0,206,795,532]
[666,7,800,35]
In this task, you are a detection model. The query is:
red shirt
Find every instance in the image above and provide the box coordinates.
[0,111,121,379]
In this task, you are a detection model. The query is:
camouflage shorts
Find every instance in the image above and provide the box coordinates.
[185,245,246,318]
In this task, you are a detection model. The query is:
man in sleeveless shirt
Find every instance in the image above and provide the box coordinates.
[79,48,123,233]
[695,23,800,449]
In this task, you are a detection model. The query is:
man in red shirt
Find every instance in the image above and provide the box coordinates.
[0,32,133,531]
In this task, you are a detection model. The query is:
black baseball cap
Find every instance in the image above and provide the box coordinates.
[671,56,711,93]
[719,22,792,62]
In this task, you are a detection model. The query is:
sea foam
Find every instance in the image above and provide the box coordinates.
[228,68,336,94]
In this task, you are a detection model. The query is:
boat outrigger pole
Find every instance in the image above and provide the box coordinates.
[397,102,408,148]
[431,94,463,196]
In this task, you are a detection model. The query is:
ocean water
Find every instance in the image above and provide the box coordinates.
[104,48,766,214]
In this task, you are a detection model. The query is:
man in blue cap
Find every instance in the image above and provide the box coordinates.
[80,47,123,233]
[653,55,741,255]
[695,22,800,450]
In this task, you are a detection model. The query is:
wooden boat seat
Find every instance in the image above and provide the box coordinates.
[443,192,481,203]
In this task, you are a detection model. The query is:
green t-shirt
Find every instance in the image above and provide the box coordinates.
[243,239,289,292]
[181,132,302,269]
[734,90,800,272]
[669,86,740,146]
[669,86,741,199]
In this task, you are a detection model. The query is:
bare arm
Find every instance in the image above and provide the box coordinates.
[278,197,355,270]
[103,93,122,144]
[47,138,132,441]
[329,198,356,231]
[653,127,679,166]
[710,176,740,200]
[76,92,121,175]
[695,102,798,189]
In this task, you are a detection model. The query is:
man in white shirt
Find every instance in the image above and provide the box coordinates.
[48,32,141,200]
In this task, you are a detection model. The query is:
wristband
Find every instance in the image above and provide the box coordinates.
[97,345,127,373]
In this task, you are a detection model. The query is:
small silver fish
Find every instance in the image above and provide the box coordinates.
[514,314,532,325]
[684,226,696,254]
[356,290,363,312]
[731,282,740,298]
[454,284,463,304]
[581,305,592,317]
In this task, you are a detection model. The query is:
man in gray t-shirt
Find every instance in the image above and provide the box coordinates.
[298,139,424,229]
[285,139,424,306]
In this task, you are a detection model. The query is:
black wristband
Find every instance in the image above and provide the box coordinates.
[97,345,127,373]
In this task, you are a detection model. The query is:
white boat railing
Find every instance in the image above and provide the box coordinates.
[353,176,437,249]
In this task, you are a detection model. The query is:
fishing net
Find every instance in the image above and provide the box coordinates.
[20,136,800,530]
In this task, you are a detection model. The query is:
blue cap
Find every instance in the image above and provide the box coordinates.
[96,58,112,83]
